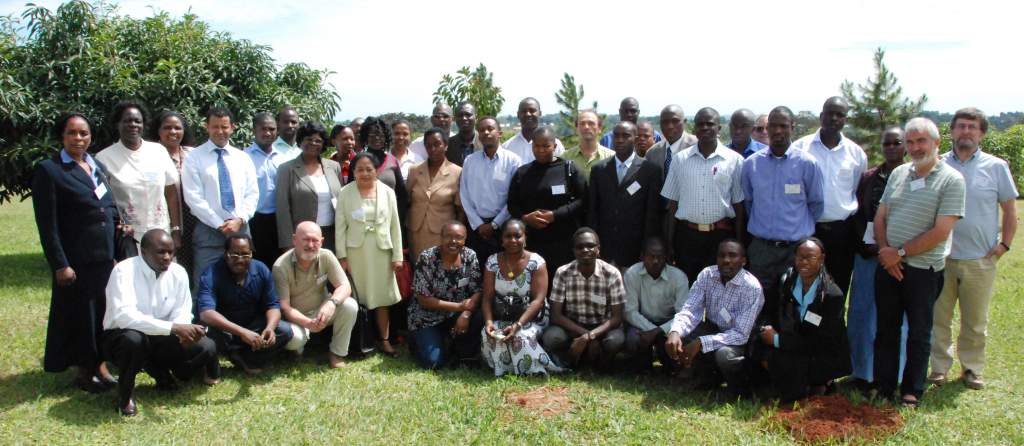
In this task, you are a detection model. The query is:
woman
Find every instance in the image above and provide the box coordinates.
[507,127,587,274]
[336,152,404,356]
[149,110,197,274]
[758,238,851,403]
[329,124,358,184]
[406,127,463,260]
[32,112,119,392]
[95,101,181,253]
[391,119,424,180]
[481,219,565,376]
[406,222,482,369]
[276,121,344,252]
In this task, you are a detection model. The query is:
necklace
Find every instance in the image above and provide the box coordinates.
[502,252,523,279]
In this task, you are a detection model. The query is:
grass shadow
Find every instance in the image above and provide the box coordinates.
[0,253,51,289]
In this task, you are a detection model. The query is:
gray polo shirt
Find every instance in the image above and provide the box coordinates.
[943,150,1018,260]
[880,160,966,271]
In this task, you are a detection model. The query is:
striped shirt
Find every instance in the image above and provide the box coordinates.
[669,265,764,353]
[550,259,625,325]
[661,142,745,223]
[880,160,966,270]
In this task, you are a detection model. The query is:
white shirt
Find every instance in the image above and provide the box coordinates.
[310,175,334,226]
[460,146,523,229]
[615,153,636,182]
[182,140,260,229]
[103,256,194,336]
[661,142,745,223]
[793,129,867,222]
[395,149,425,181]
[502,131,566,164]
[669,133,698,155]
[96,140,179,242]
[408,131,451,161]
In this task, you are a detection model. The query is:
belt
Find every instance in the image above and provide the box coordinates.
[756,237,796,248]
[680,218,733,233]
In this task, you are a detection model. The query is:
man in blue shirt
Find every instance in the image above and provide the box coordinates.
[246,112,298,267]
[197,233,293,374]
[600,97,663,148]
[741,106,824,318]
[727,109,768,158]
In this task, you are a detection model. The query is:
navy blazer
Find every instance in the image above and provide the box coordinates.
[32,154,117,271]
[586,156,664,268]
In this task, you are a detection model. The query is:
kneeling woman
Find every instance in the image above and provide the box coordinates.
[481,219,565,376]
[759,237,851,402]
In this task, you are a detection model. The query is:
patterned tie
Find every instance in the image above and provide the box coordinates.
[215,148,235,213]
[664,148,672,175]
[617,161,626,184]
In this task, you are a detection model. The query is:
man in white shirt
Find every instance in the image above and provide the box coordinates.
[273,106,300,153]
[622,237,689,371]
[409,103,454,160]
[460,117,522,261]
[246,112,298,267]
[102,229,218,416]
[503,97,565,163]
[793,97,868,296]
[182,107,260,280]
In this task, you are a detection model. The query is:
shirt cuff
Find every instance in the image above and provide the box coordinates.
[773,333,779,349]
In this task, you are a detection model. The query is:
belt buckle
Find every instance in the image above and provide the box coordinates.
[698,223,712,232]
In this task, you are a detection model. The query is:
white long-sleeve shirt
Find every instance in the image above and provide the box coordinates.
[459,147,522,229]
[182,140,260,229]
[793,129,867,222]
[103,256,194,335]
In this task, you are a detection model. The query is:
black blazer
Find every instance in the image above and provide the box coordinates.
[587,156,664,268]
[773,267,852,375]
[32,155,117,271]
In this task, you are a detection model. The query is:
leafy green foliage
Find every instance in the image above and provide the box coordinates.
[0,0,340,202]
[553,73,602,140]
[840,47,927,155]
[432,64,505,119]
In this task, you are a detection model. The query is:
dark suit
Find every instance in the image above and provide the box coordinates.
[587,156,663,268]
[32,154,118,372]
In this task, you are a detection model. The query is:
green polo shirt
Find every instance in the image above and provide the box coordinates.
[880,160,966,271]
[561,144,614,182]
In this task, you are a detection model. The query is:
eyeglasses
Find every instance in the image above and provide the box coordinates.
[881,140,904,146]
[227,253,253,260]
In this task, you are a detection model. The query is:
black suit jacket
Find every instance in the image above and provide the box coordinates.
[587,156,664,268]
[771,267,852,377]
[32,155,117,271]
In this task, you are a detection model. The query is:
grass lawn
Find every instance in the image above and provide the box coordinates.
[1,198,1022,445]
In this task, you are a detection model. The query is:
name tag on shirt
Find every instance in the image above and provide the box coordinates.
[590,294,607,305]
[551,184,566,195]
[784,183,801,194]
[457,278,469,288]
[910,178,926,191]
[352,208,365,221]
[316,274,328,285]
[94,183,108,200]
[494,170,507,182]
[804,311,823,326]
[626,181,641,195]
[863,222,876,244]
[719,307,732,323]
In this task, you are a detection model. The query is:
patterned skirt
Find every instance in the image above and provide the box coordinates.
[481,320,565,377]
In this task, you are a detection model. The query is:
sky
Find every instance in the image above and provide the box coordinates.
[4,0,1022,120]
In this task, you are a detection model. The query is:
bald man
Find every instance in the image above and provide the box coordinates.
[409,103,454,160]
[727,109,768,158]
[642,104,698,182]
[600,97,663,148]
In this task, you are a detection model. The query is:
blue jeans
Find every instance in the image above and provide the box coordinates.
[848,255,908,382]
[407,313,482,370]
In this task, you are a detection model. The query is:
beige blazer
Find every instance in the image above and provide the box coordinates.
[406,159,462,235]
[334,180,403,262]
[275,157,344,247]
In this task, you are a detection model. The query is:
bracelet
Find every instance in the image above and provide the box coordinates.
[1000,241,1011,251]
[328,298,340,306]
[170,226,181,232]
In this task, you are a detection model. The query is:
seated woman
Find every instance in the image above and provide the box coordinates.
[406,221,482,369]
[480,219,565,376]
[758,237,851,403]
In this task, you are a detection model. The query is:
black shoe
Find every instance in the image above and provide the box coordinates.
[148,368,179,391]
[117,397,138,417]
[74,375,110,394]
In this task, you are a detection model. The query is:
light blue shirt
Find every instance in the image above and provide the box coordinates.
[741,146,824,241]
[727,138,767,159]
[60,149,101,186]
[943,150,1019,260]
[774,275,820,348]
[245,142,299,214]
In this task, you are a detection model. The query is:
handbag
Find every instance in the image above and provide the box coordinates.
[114,225,138,261]
[395,249,413,301]
[346,272,377,355]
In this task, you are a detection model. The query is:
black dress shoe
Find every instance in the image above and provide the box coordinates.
[118,397,138,417]
[74,375,110,394]
[148,368,179,391]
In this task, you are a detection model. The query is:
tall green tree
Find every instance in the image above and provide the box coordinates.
[432,64,504,118]
[0,0,340,202]
[840,47,927,153]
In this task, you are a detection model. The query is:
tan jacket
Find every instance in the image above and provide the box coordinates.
[334,180,403,262]
[406,159,462,235]
[274,157,344,247]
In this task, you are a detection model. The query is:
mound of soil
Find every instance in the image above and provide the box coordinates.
[504,386,573,417]
[770,395,903,443]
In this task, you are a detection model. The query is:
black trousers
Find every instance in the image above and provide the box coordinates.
[102,328,218,404]
[767,349,846,402]
[206,317,294,368]
[874,264,944,399]
[814,216,856,298]
[673,223,731,283]
[684,321,750,394]
[249,212,279,268]
[467,219,501,265]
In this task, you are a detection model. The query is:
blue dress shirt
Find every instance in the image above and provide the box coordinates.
[741,146,824,241]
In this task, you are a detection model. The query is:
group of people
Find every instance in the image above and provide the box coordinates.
[32,95,1016,417]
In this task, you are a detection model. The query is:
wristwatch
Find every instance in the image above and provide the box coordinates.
[897,246,907,258]
[490,221,499,232]
[170,226,181,232]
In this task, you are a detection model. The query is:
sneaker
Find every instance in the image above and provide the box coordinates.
[962,370,985,390]
[927,372,947,386]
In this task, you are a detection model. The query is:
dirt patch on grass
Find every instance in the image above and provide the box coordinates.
[769,395,904,444]
[504,385,573,417]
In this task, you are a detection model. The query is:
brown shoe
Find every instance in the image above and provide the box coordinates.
[962,370,985,390]
[328,352,347,368]
[927,372,947,386]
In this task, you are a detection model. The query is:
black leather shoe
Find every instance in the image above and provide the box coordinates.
[118,397,138,417]
[74,375,109,394]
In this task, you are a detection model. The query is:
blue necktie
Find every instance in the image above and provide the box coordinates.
[215,148,235,213]
[664,148,672,175]
[617,161,626,183]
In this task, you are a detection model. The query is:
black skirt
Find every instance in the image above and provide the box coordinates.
[43,261,113,373]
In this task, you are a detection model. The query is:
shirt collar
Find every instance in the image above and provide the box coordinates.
[812,129,850,151]
[246,142,279,158]
[684,142,726,160]
[289,248,323,274]
[615,152,636,168]
[638,265,668,281]
[571,260,607,278]
[944,149,981,165]
[60,149,100,171]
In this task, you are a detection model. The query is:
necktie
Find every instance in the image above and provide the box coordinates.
[215,148,235,213]
[664,147,672,174]
[617,161,626,183]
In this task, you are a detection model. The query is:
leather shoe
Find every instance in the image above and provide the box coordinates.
[118,397,138,417]
[74,375,110,394]
[962,370,985,390]
[927,372,947,386]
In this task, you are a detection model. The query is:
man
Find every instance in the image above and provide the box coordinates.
[446,101,483,166]
[410,103,453,160]
[588,121,664,268]
[793,97,868,297]
[622,237,689,371]
[460,117,523,262]
[197,233,294,374]
[543,227,625,367]
[246,112,299,267]
[102,229,218,416]
[636,121,657,157]
[873,117,965,407]
[752,114,770,145]
[561,109,614,182]
[929,108,1017,390]
[600,97,663,147]
[503,97,565,163]
[665,239,763,396]
[726,108,768,158]
[741,106,823,315]
[274,222,358,368]
[273,106,300,153]
[662,107,747,282]
[182,107,260,280]
[641,105,699,183]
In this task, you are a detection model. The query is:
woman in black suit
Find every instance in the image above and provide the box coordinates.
[32,112,119,392]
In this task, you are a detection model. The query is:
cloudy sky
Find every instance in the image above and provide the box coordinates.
[4,0,1021,120]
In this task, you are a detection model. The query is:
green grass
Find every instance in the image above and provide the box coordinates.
[1,198,1022,445]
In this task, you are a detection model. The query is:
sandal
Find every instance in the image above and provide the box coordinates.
[377,339,399,358]
[900,394,920,408]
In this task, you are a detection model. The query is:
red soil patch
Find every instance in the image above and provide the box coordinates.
[504,386,573,417]
[769,395,904,444]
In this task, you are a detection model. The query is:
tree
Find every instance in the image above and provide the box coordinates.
[553,72,601,140]
[840,47,927,154]
[432,64,504,118]
[0,0,340,202]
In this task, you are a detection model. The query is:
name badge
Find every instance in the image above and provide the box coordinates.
[626,181,641,195]
[331,197,338,210]
[910,178,926,191]
[457,278,469,288]
[551,184,566,195]
[804,311,823,326]
[351,208,365,221]
[590,294,607,305]
[493,169,507,182]
[784,183,801,194]
[719,307,732,323]
[863,222,876,244]
[316,274,328,285]
[94,183,108,200]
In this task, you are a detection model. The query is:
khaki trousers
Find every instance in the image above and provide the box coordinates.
[930,257,998,375]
